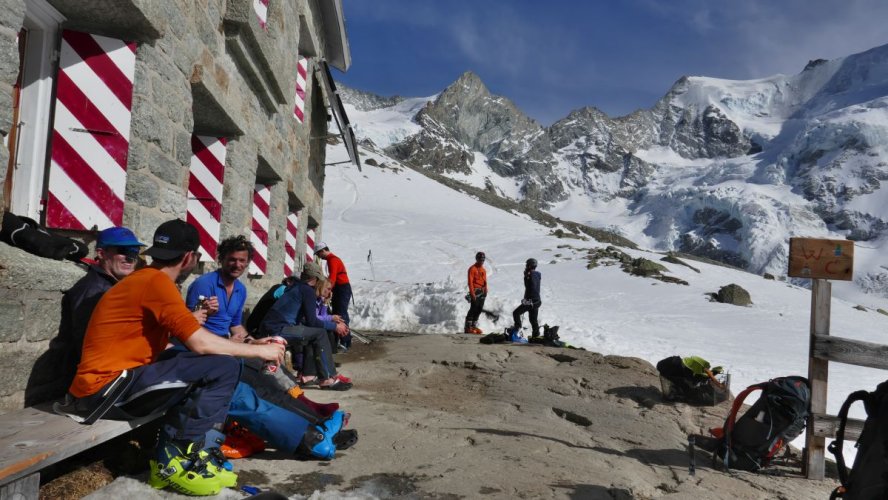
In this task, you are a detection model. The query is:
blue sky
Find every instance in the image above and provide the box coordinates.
[335,0,888,125]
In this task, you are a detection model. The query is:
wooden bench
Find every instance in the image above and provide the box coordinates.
[0,403,159,500]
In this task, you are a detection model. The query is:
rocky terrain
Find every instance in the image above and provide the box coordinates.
[78,333,840,499]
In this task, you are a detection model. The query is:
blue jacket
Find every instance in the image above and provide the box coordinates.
[523,270,541,302]
[259,280,335,337]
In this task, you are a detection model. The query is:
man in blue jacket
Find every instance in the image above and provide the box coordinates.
[42,226,146,399]
[510,258,542,341]
[260,261,351,390]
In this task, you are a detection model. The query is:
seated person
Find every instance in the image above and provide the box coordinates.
[185,236,343,420]
[258,262,352,390]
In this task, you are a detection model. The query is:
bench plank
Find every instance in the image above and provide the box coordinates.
[0,404,155,487]
[811,413,865,441]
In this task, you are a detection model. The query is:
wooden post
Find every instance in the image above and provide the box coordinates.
[805,278,831,479]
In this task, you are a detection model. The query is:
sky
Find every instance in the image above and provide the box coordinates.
[335,0,888,125]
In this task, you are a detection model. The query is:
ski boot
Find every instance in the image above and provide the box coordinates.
[149,439,233,495]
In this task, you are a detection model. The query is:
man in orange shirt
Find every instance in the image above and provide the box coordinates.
[464,251,488,334]
[56,219,284,496]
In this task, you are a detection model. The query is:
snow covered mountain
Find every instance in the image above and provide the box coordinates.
[338,43,888,302]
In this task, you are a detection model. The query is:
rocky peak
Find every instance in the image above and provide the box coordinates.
[337,83,406,112]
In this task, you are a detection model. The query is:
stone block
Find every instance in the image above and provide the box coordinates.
[158,185,187,215]
[0,298,24,342]
[0,1,25,35]
[131,103,174,152]
[125,171,160,208]
[0,345,41,397]
[147,140,185,185]
[24,295,63,342]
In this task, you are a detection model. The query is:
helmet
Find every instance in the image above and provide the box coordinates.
[475,251,486,261]
[526,258,537,268]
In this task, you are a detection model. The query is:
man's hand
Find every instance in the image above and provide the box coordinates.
[192,309,208,325]
[332,314,344,323]
[250,337,286,363]
[335,322,349,337]
[203,296,220,315]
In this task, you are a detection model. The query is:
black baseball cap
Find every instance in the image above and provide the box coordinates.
[142,219,200,260]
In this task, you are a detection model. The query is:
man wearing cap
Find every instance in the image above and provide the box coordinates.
[58,219,285,495]
[314,242,352,326]
[42,226,146,399]
[259,261,352,390]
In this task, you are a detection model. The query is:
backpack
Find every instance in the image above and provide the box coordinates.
[656,355,729,406]
[828,381,888,499]
[709,376,810,471]
[0,211,88,262]
[245,283,286,336]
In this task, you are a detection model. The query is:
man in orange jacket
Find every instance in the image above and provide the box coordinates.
[464,251,488,334]
[315,241,352,326]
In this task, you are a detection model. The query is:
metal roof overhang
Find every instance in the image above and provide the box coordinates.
[318,60,360,169]
[318,0,351,72]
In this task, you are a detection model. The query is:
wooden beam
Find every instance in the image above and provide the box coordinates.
[811,414,865,441]
[812,334,888,371]
[805,279,830,480]
[0,404,156,487]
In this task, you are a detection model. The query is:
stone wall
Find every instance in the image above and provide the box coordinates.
[0,0,342,411]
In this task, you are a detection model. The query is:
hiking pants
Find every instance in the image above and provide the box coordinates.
[465,295,486,324]
[279,325,337,379]
[513,300,541,337]
[75,350,240,442]
[238,359,321,424]
[331,283,352,325]
[302,329,339,377]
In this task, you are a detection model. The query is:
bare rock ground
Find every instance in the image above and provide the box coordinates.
[84,332,839,499]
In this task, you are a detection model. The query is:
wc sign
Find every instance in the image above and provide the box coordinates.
[788,237,854,281]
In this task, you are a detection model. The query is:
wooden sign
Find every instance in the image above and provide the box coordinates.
[788,237,854,280]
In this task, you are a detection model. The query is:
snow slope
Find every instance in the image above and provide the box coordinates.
[323,142,888,457]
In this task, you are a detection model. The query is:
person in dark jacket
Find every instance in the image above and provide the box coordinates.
[43,226,146,398]
[511,258,542,339]
[259,261,352,390]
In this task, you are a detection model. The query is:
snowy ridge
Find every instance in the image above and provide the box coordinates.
[339,42,888,302]
[322,141,888,460]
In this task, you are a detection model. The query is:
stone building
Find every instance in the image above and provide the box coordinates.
[0,0,358,410]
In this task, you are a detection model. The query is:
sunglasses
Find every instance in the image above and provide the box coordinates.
[109,246,141,263]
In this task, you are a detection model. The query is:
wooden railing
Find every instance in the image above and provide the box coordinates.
[804,279,880,479]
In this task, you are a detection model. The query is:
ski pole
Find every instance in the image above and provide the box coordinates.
[349,329,371,344]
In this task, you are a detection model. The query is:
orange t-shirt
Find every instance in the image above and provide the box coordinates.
[467,264,487,296]
[69,267,201,398]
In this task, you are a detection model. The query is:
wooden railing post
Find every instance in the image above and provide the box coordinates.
[805,278,831,479]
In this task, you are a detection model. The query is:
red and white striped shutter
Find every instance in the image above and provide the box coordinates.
[45,30,136,230]
[253,0,269,31]
[305,228,315,263]
[187,135,227,262]
[249,184,270,275]
[283,210,298,276]
[293,56,308,123]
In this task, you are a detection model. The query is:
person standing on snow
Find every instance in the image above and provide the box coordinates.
[464,251,488,334]
[510,258,542,340]
[314,242,352,327]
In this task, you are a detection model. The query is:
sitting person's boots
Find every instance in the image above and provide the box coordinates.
[149,436,236,495]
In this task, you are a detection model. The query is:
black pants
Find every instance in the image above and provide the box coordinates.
[332,283,352,325]
[279,325,337,379]
[465,295,486,324]
[513,300,541,336]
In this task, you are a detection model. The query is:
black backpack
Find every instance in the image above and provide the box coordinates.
[656,356,729,406]
[245,283,286,336]
[709,376,810,471]
[0,211,88,261]
[828,381,888,499]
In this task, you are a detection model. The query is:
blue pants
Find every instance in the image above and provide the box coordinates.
[99,350,240,442]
